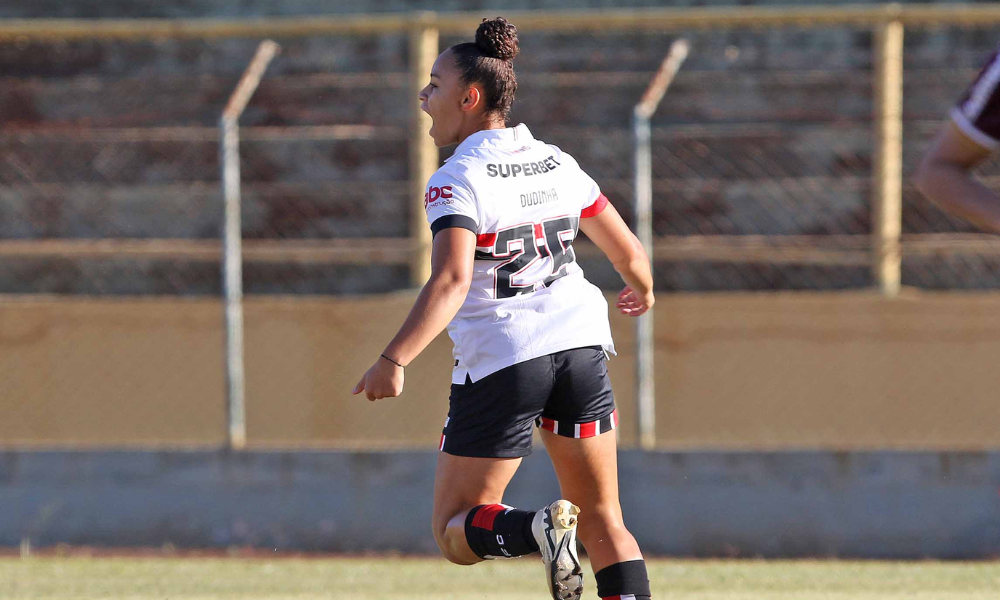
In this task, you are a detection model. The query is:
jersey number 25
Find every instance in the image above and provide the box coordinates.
[489,215,579,299]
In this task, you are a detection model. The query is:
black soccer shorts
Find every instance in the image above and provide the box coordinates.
[438,345,618,458]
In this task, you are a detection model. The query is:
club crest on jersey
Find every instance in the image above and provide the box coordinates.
[424,185,453,210]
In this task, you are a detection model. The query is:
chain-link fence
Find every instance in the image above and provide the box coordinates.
[3,9,1000,449]
[0,35,417,295]
[4,23,1000,296]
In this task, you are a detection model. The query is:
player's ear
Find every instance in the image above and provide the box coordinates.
[460,85,482,113]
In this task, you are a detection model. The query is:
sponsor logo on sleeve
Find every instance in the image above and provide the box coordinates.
[424,185,454,210]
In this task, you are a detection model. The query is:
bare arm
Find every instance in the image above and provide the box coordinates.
[579,201,654,316]
[914,120,1000,231]
[352,227,475,400]
[383,228,475,365]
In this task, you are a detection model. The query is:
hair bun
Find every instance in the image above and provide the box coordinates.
[475,17,519,61]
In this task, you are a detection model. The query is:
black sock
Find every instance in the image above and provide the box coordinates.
[464,504,540,559]
[595,559,652,599]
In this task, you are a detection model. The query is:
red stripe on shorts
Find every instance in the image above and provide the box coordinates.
[537,411,621,438]
[471,504,506,530]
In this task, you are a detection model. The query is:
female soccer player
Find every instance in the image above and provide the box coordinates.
[916,45,1000,227]
[352,17,654,600]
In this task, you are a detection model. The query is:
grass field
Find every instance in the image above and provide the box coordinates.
[2,556,1000,600]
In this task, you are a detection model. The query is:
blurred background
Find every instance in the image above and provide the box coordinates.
[1,0,999,560]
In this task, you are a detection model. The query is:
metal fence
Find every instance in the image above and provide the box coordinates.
[4,5,1000,448]
[4,7,1000,296]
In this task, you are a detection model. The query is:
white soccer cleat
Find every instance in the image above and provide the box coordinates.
[532,499,583,600]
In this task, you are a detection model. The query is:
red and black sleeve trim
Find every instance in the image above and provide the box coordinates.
[430,214,477,238]
[581,193,609,218]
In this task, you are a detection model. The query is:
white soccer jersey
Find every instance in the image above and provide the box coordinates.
[424,124,615,384]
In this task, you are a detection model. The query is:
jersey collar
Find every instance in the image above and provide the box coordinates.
[444,123,533,162]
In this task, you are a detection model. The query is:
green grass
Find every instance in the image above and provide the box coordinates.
[2,556,999,599]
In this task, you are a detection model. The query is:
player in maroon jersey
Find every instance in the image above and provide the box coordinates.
[916,46,1000,228]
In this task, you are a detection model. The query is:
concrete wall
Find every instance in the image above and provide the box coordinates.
[4,291,1000,557]
[2,291,1000,450]
[3,449,998,558]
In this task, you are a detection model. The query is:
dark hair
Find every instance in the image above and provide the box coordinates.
[449,17,519,123]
